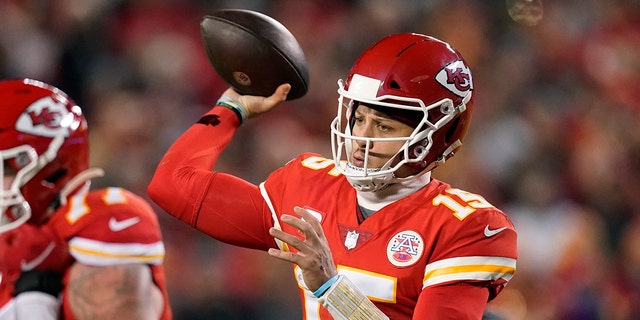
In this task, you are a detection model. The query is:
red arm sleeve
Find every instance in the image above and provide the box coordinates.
[413,284,490,319]
[147,107,276,251]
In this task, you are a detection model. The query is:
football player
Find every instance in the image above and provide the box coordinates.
[0,79,172,319]
[148,33,517,319]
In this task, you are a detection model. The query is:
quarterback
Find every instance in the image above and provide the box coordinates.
[149,33,517,319]
[0,79,171,319]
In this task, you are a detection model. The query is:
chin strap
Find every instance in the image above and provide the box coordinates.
[423,139,462,173]
[56,168,105,207]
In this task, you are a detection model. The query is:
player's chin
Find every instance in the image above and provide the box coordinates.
[350,157,365,168]
[349,158,390,171]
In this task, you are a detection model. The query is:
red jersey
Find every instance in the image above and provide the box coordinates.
[1,187,171,320]
[148,107,517,319]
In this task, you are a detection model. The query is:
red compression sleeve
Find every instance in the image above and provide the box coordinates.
[148,107,275,250]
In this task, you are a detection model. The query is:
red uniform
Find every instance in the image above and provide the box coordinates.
[0,187,171,320]
[0,78,172,319]
[148,107,517,319]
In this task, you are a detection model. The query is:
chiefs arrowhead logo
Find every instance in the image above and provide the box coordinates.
[435,60,473,98]
[16,96,75,137]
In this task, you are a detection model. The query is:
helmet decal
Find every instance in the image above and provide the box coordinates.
[435,60,473,98]
[346,74,382,99]
[16,96,75,138]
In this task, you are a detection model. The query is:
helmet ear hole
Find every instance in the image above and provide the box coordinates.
[44,169,67,185]
[444,117,461,143]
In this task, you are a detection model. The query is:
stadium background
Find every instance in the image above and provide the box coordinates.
[1,0,638,319]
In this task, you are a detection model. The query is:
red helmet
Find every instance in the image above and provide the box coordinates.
[330,33,474,191]
[0,79,90,232]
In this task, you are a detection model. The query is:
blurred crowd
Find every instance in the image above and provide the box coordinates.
[1,0,639,319]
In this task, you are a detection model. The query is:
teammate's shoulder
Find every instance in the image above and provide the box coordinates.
[87,187,148,203]
[55,187,157,225]
[85,186,141,204]
[50,187,162,241]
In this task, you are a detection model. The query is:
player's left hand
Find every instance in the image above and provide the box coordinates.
[0,223,71,288]
[221,83,290,119]
[268,206,337,291]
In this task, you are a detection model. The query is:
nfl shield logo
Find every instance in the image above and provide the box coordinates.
[344,230,359,250]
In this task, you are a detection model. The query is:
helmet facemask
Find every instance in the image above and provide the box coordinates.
[0,137,62,233]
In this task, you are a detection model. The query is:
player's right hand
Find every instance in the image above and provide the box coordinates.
[268,206,338,292]
[221,83,291,119]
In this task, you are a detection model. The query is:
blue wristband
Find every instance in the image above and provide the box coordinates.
[215,96,247,123]
[313,275,340,298]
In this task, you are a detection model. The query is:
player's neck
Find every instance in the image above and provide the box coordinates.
[356,171,431,212]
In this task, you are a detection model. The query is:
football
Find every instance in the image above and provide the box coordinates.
[200,9,310,100]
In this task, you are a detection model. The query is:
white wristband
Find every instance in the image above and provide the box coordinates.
[14,292,60,320]
[317,275,389,320]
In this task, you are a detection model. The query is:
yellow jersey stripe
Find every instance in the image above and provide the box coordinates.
[423,256,516,287]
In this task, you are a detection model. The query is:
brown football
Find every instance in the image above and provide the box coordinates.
[200,9,310,100]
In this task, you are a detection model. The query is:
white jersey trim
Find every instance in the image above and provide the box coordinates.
[259,182,287,252]
[68,237,165,266]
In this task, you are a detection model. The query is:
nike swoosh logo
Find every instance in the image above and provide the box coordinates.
[21,242,56,271]
[109,217,141,232]
[484,225,508,237]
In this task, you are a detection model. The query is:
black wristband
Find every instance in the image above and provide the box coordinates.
[14,270,63,297]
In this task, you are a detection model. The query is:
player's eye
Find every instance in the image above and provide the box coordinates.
[2,151,34,175]
[2,160,17,176]
[14,152,33,169]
